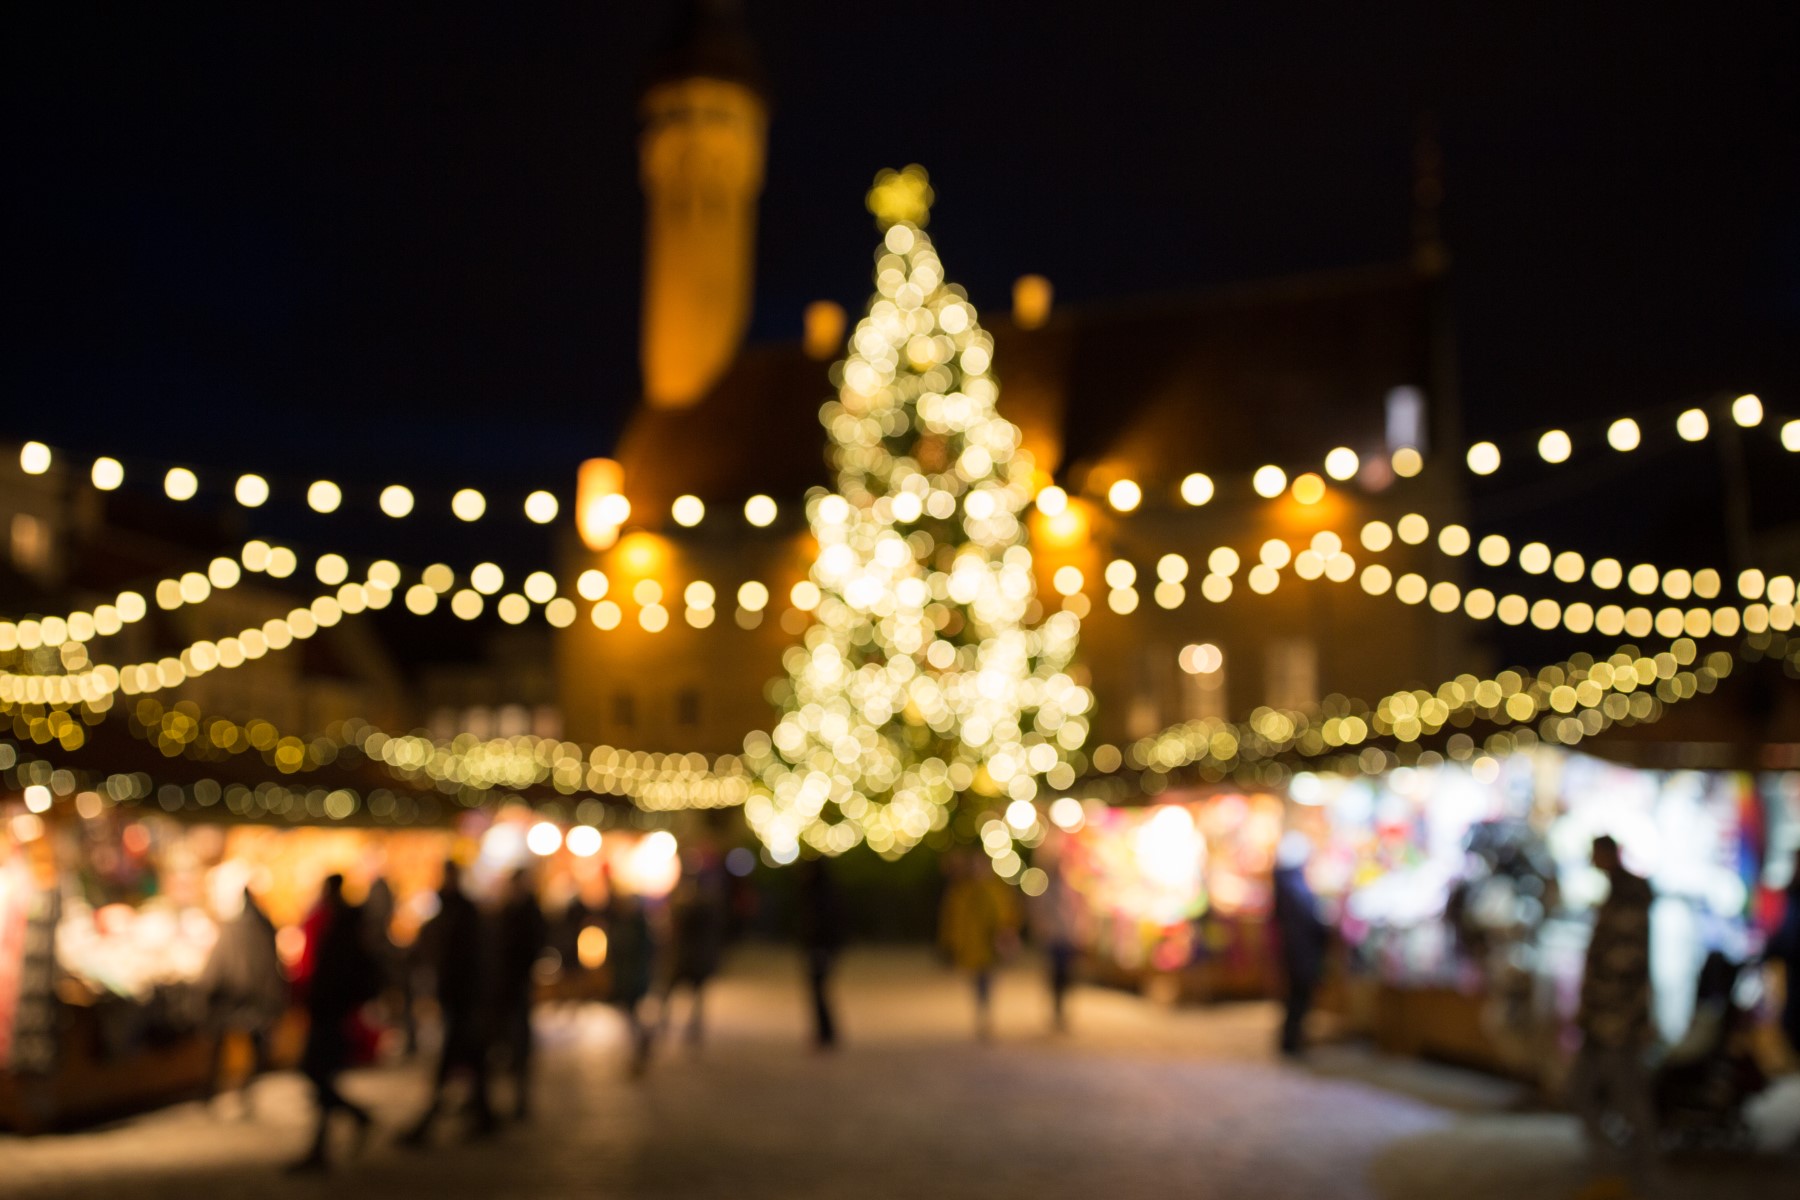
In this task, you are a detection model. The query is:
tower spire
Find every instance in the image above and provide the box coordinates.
[636,0,768,409]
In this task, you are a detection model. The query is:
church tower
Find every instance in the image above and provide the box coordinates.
[637,0,767,410]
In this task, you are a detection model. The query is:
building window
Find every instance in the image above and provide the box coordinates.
[612,692,635,728]
[676,688,701,727]
[1265,639,1318,711]
[1385,386,1427,453]
[10,513,49,575]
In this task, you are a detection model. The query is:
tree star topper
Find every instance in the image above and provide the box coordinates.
[866,164,935,229]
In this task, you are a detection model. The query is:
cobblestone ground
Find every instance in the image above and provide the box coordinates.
[3,948,1797,1200]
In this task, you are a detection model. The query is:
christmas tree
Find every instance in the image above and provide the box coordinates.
[742,166,1092,864]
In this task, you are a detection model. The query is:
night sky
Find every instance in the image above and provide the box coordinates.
[5,4,1797,519]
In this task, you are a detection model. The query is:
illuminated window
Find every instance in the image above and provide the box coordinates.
[1385,386,1427,453]
[10,513,51,575]
[1265,639,1318,710]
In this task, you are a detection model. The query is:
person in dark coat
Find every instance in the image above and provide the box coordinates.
[291,874,375,1173]
[400,860,497,1143]
[1270,833,1328,1057]
[661,845,730,1045]
[796,856,846,1050]
[494,867,548,1118]
[200,886,288,1117]
[603,868,657,1077]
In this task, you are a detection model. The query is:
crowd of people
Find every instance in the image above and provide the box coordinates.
[191,830,1800,1183]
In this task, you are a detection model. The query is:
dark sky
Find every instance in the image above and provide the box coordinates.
[5,3,1797,497]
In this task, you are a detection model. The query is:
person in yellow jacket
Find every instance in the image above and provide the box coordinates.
[938,852,1022,1039]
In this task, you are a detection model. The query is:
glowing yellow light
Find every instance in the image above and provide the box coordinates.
[306,480,341,513]
[1012,274,1053,330]
[497,593,530,625]
[524,491,559,524]
[545,598,576,627]
[1290,472,1326,505]
[1396,514,1429,545]
[20,442,52,475]
[577,569,609,601]
[1518,542,1551,574]
[1677,408,1709,441]
[451,488,486,522]
[1179,473,1214,506]
[1391,447,1424,477]
[867,163,934,228]
[451,589,483,620]
[592,600,621,630]
[404,585,438,615]
[1537,430,1571,463]
[738,581,769,611]
[1466,442,1500,475]
[1052,566,1084,596]
[1322,447,1359,481]
[526,821,562,856]
[91,457,123,490]
[379,485,414,517]
[1437,524,1470,556]
[1591,558,1623,589]
[1178,642,1223,674]
[1738,569,1765,600]
[164,467,198,501]
[1608,418,1641,451]
[315,554,349,586]
[633,579,663,606]
[1207,547,1240,576]
[576,459,627,550]
[524,571,558,604]
[745,494,778,527]
[1731,394,1763,427]
[639,603,669,632]
[1251,465,1287,498]
[1360,565,1392,595]
[1258,540,1291,570]
[1360,521,1393,552]
[470,563,504,595]
[672,495,705,526]
[1782,420,1800,452]
[1477,535,1509,566]
[1156,554,1188,583]
[1107,479,1141,512]
[1104,559,1136,588]
[234,474,269,507]
[789,581,819,610]
[568,826,602,858]
[423,563,456,593]
[1035,485,1068,516]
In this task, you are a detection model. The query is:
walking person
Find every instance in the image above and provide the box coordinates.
[290,874,376,1173]
[796,855,845,1050]
[1271,832,1329,1057]
[495,867,548,1118]
[1567,835,1660,1197]
[661,842,730,1046]
[400,860,498,1144]
[938,852,1021,1040]
[199,885,288,1118]
[1028,855,1083,1033]
[603,867,657,1077]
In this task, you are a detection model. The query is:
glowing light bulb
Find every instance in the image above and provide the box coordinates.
[1607,418,1641,451]
[91,457,124,490]
[744,495,777,527]
[524,491,559,523]
[234,473,269,507]
[672,495,705,526]
[1323,447,1359,480]
[1179,473,1214,505]
[19,443,52,475]
[1107,479,1141,512]
[307,480,342,513]
[1465,442,1501,475]
[451,488,486,522]
[379,485,414,517]
[1251,465,1286,498]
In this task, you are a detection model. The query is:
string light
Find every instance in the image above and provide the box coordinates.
[379,485,414,518]
[1608,418,1641,451]
[671,495,705,527]
[524,491,559,523]
[1179,473,1214,505]
[164,468,198,501]
[1731,394,1763,427]
[91,457,124,490]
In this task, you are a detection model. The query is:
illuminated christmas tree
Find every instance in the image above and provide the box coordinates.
[742,166,1092,863]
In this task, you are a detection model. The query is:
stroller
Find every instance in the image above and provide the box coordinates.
[1653,951,1768,1150]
